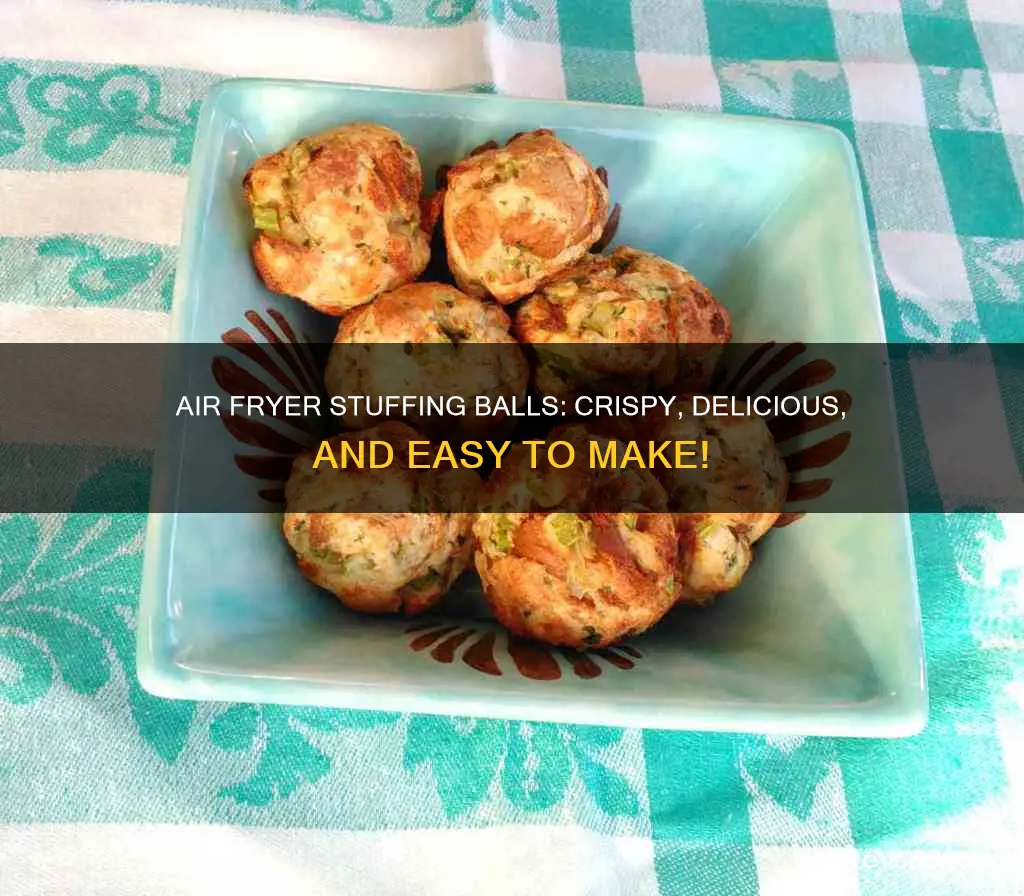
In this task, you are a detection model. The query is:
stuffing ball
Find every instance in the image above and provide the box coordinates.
[282,422,479,615]
[443,129,609,304]
[472,424,677,648]
[324,282,530,439]
[658,395,788,528]
[673,516,755,604]
[654,395,787,604]
[515,246,732,400]
[591,394,786,603]
[243,123,431,315]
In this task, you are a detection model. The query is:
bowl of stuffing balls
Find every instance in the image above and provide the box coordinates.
[138,79,925,737]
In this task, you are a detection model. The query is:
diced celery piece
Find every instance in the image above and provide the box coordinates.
[253,205,280,234]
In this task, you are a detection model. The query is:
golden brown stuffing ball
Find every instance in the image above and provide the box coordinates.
[590,394,786,603]
[673,516,755,604]
[282,422,479,615]
[243,123,431,315]
[472,424,677,648]
[323,282,529,439]
[658,395,788,532]
[659,396,787,604]
[443,129,609,304]
[515,246,732,399]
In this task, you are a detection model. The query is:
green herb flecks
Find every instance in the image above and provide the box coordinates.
[582,301,621,337]
[550,513,587,547]
[544,281,578,304]
[491,514,514,553]
[309,546,349,572]
[253,205,281,235]
[695,519,721,541]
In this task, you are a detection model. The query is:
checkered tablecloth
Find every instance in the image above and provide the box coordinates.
[1,1,1023,894]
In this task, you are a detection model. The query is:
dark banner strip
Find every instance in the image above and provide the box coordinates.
[0,342,1019,513]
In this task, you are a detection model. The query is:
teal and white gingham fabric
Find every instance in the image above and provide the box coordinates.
[1,1,1023,893]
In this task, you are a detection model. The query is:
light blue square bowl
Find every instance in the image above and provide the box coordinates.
[137,78,927,737]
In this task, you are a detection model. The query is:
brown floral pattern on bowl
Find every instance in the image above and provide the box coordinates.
[406,619,644,680]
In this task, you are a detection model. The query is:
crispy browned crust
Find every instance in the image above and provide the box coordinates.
[512,246,731,396]
[243,123,431,315]
[281,422,478,615]
[670,395,788,533]
[443,129,609,304]
[333,281,517,342]
[471,424,677,648]
[474,512,678,648]
[419,190,445,237]
[287,517,471,616]
[324,282,530,439]
[671,514,755,604]
[516,246,732,345]
[669,400,787,604]
[588,393,786,606]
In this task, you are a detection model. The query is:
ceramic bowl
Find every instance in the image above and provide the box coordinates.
[137,78,926,736]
